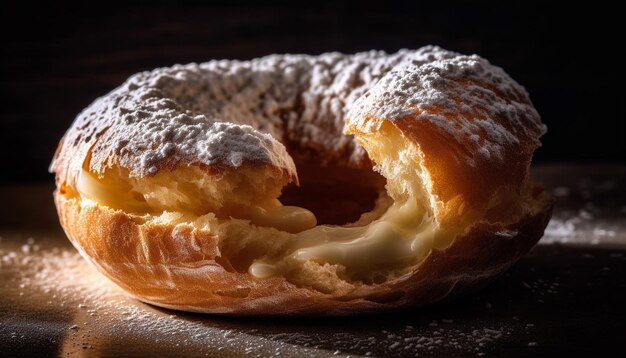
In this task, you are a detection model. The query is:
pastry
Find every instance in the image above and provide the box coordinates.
[51,46,552,315]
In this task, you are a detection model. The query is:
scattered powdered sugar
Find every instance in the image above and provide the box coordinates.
[519,277,561,297]
[7,223,624,356]
[540,176,625,246]
[265,324,515,356]
[1,239,339,357]
[2,237,538,356]
[5,166,624,355]
[544,215,621,245]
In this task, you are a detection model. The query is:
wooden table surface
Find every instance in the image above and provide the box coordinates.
[1,164,625,357]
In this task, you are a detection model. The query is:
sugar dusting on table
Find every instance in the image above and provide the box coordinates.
[1,239,335,356]
[541,176,624,245]
[2,168,624,356]
[0,237,542,357]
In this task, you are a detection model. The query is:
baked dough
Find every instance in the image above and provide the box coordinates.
[51,46,552,315]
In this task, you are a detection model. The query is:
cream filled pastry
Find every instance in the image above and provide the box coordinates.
[51,46,552,315]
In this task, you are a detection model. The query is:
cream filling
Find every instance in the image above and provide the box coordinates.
[76,168,438,281]
[76,169,317,233]
[247,200,317,234]
[249,197,435,278]
[76,169,150,212]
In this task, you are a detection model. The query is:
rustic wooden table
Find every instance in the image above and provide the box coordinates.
[1,164,624,357]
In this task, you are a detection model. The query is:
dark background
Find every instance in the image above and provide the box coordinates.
[0,2,623,184]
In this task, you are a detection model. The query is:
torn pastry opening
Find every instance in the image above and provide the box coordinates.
[68,122,459,290]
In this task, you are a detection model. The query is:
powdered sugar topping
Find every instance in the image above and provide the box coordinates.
[51,46,542,182]
[348,47,544,165]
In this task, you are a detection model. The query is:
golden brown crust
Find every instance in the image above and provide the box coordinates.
[54,186,552,316]
[52,48,551,316]
[345,74,544,227]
